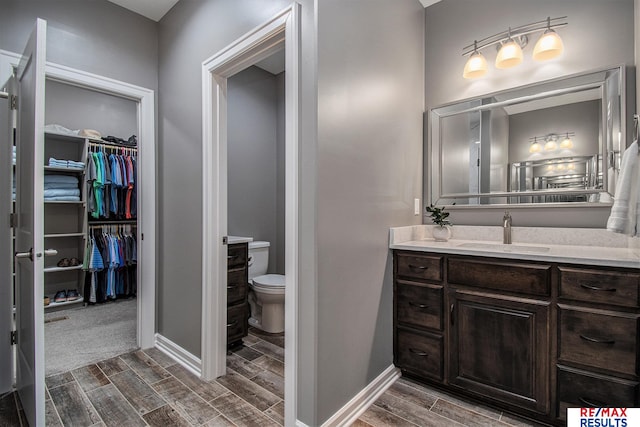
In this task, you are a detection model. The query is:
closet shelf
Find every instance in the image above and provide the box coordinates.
[45,298,84,310]
[44,201,85,205]
[44,166,85,174]
[44,233,85,238]
[44,265,83,273]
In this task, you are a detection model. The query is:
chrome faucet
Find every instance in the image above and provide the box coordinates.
[503,211,512,244]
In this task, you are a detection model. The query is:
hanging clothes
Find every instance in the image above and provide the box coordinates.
[87,143,137,221]
[83,225,137,304]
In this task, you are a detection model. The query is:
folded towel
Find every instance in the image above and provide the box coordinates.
[44,175,79,185]
[44,182,78,190]
[607,141,640,236]
[44,195,80,201]
[44,189,80,198]
[48,158,85,169]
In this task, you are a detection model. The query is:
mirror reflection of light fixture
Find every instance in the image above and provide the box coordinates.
[559,132,574,149]
[462,16,567,79]
[463,41,488,79]
[529,137,542,153]
[495,30,524,69]
[533,17,565,61]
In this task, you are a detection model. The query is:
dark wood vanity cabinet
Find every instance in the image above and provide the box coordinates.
[227,243,249,347]
[393,250,640,426]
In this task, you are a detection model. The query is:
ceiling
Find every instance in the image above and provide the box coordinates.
[107,0,180,21]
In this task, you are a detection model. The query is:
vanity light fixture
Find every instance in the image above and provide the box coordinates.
[559,132,574,149]
[529,137,542,153]
[462,16,567,79]
[533,17,565,61]
[544,135,558,151]
[495,29,523,69]
[462,41,488,79]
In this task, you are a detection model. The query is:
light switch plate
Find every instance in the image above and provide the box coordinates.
[414,198,420,216]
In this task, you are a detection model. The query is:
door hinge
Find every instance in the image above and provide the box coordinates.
[10,95,17,111]
[9,213,17,228]
[140,233,144,241]
[10,331,16,345]
[222,236,228,245]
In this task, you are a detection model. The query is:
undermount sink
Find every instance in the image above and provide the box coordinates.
[457,242,550,254]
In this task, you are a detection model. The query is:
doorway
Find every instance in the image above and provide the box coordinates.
[201,4,300,425]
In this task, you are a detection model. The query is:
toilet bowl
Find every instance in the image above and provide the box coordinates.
[248,241,285,333]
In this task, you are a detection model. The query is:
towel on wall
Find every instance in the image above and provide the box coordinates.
[606,140,640,236]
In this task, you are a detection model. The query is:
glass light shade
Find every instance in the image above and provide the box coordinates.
[567,163,575,170]
[559,136,573,149]
[495,40,523,69]
[529,141,542,153]
[463,52,488,79]
[533,30,564,61]
[544,139,557,151]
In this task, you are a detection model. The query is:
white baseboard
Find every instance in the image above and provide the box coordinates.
[321,364,401,427]
[154,333,202,377]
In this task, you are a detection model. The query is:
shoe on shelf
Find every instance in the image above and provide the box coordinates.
[53,290,67,303]
[57,258,70,268]
[69,257,81,267]
[66,290,80,301]
[44,296,50,306]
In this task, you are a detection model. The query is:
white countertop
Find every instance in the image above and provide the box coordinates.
[227,236,253,244]
[390,225,640,269]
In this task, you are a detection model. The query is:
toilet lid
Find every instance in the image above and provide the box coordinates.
[252,274,285,288]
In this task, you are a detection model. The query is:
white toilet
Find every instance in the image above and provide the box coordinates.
[248,241,285,333]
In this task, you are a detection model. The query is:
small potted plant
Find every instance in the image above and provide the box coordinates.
[426,204,452,242]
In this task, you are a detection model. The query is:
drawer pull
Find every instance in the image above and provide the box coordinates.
[580,283,617,292]
[227,255,239,260]
[408,264,428,270]
[409,348,428,357]
[227,320,238,328]
[579,334,616,345]
[227,284,237,290]
[450,303,455,325]
[578,397,607,408]
[409,302,429,310]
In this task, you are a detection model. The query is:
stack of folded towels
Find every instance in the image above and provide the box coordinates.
[44,175,80,201]
[12,146,16,165]
[48,157,85,170]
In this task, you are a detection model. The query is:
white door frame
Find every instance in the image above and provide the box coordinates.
[201,4,300,425]
[0,49,156,350]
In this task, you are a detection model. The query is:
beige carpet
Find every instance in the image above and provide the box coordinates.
[44,298,137,375]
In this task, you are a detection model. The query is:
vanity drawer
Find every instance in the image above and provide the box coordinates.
[557,366,639,420]
[558,266,640,308]
[227,243,247,270]
[396,282,443,331]
[396,252,443,282]
[227,269,247,305]
[448,257,551,296]
[227,303,248,344]
[396,328,443,381]
[558,305,639,376]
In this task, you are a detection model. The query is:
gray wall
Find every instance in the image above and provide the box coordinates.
[425,0,635,228]
[0,0,158,91]
[228,66,284,275]
[637,0,640,110]
[316,0,424,422]
[45,80,138,139]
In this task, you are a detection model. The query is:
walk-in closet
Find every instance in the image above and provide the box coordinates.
[42,79,140,375]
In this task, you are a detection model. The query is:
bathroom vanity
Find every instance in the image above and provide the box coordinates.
[227,241,250,347]
[390,225,640,426]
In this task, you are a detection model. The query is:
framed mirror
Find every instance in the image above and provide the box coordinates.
[428,66,628,206]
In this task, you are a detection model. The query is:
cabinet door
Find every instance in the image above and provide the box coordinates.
[449,290,550,414]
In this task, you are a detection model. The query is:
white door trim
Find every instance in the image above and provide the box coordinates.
[0,50,156,350]
[201,4,300,426]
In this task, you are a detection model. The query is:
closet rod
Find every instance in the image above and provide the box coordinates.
[88,140,138,150]
[89,220,137,226]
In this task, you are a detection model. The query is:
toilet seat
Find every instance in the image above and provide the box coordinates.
[251,274,285,294]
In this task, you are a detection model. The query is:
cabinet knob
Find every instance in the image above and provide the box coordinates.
[579,334,615,345]
[409,348,428,357]
[408,264,428,270]
[409,302,429,310]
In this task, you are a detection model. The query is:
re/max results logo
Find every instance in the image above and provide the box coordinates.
[567,408,640,427]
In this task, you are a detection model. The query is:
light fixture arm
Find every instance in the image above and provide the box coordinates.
[462,16,568,57]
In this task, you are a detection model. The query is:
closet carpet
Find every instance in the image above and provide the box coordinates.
[44,298,137,375]
[2,326,545,427]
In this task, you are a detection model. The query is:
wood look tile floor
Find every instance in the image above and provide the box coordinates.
[1,329,542,427]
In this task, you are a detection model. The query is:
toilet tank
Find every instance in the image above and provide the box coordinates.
[248,241,270,280]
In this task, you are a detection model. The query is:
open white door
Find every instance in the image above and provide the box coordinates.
[14,18,46,426]
[0,73,16,395]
